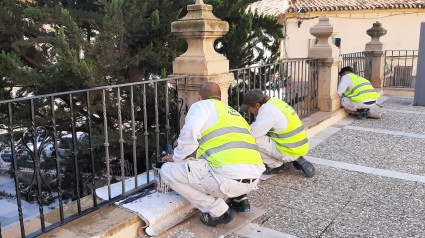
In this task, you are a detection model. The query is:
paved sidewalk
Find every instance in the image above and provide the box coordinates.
[230,96,425,238]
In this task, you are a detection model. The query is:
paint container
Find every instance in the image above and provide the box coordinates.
[152,162,172,193]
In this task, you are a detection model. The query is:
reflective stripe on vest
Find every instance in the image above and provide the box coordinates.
[266,98,309,156]
[195,100,264,168]
[344,73,380,102]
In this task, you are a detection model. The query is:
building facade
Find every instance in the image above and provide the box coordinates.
[250,0,425,58]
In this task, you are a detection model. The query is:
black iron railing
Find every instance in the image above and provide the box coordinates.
[0,76,188,237]
[384,50,418,88]
[228,59,320,121]
[338,52,373,83]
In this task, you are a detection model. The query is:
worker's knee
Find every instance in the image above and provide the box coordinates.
[159,162,173,182]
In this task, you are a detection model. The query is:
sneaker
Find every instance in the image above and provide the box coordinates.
[293,156,315,177]
[227,194,251,212]
[263,164,287,175]
[200,208,236,227]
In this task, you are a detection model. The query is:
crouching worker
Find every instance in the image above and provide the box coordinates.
[338,66,381,119]
[240,89,315,177]
[161,82,265,227]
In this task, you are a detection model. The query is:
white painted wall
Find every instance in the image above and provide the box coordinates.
[282,11,425,58]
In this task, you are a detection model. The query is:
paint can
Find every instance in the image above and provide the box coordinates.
[152,162,172,193]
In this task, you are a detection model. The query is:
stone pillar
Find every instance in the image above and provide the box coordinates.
[308,15,341,112]
[171,0,234,110]
[365,21,387,88]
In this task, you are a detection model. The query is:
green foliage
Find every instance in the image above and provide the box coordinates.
[0,0,283,206]
[206,0,283,68]
[0,0,192,97]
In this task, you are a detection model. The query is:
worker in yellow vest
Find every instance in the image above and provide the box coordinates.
[240,89,315,177]
[161,82,265,227]
[338,66,381,119]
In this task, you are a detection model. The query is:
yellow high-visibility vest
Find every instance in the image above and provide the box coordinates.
[266,98,309,156]
[196,100,264,168]
[344,73,380,102]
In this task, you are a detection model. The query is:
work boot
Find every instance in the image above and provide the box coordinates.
[200,208,236,227]
[345,108,380,119]
[227,194,251,212]
[356,108,370,119]
[263,163,287,175]
[293,156,315,177]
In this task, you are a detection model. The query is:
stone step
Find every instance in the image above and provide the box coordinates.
[40,205,143,238]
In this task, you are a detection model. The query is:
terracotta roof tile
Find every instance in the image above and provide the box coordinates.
[251,0,425,16]
[287,0,425,13]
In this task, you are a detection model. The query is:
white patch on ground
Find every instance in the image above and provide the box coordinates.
[117,191,196,236]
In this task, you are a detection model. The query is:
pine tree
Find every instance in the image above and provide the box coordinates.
[206,0,283,69]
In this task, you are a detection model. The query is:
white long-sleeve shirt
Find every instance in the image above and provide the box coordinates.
[337,75,376,103]
[250,101,289,138]
[172,99,264,179]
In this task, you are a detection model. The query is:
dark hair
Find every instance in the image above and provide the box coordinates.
[339,66,353,76]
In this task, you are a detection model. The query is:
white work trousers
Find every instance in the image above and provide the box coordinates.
[256,136,299,168]
[341,97,374,111]
[160,159,259,217]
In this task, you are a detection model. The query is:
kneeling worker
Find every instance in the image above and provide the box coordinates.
[240,89,315,177]
[161,82,265,227]
[338,66,381,119]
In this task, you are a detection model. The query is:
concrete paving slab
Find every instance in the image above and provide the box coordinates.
[321,197,408,238]
[308,130,401,168]
[402,183,425,219]
[260,166,318,192]
[398,216,425,238]
[156,206,265,238]
[248,181,302,225]
[381,96,420,109]
[349,110,419,131]
[234,223,297,238]
[283,192,348,220]
[261,206,332,238]
[303,167,374,200]
[406,113,425,134]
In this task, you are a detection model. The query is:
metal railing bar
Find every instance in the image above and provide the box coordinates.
[102,89,111,200]
[116,88,125,195]
[130,86,138,188]
[69,95,81,214]
[8,103,26,237]
[412,50,416,87]
[86,91,97,207]
[0,76,188,105]
[143,84,149,184]
[165,82,170,156]
[154,82,160,162]
[29,99,46,231]
[50,96,64,222]
[184,77,188,115]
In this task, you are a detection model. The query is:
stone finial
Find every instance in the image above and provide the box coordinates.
[171,1,229,76]
[170,1,234,111]
[367,21,387,38]
[308,15,339,58]
[365,21,387,51]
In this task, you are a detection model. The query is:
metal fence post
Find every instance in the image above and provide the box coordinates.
[414,22,425,106]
